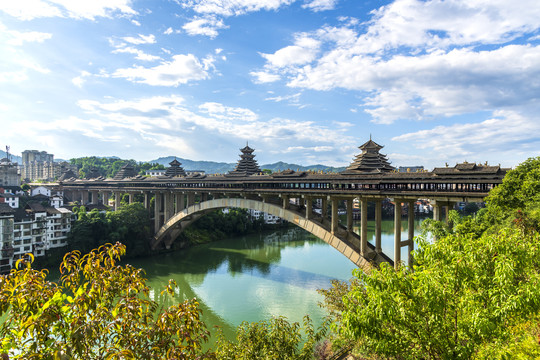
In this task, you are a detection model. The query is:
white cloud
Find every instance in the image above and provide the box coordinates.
[7,30,52,46]
[392,109,540,167]
[261,35,320,68]
[0,0,62,20]
[69,95,356,163]
[72,70,91,87]
[112,46,161,61]
[121,34,156,45]
[302,0,337,12]
[179,0,295,17]
[250,71,280,83]
[182,17,228,38]
[199,102,258,122]
[113,54,212,86]
[0,0,137,20]
[254,0,540,123]
[131,19,141,26]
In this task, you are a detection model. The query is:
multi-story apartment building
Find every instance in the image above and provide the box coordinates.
[0,201,72,273]
[0,157,20,187]
[21,150,58,181]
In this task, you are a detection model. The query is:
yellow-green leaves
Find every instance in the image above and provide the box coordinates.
[0,242,213,359]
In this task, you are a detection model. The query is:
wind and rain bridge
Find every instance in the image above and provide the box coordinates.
[56,139,507,271]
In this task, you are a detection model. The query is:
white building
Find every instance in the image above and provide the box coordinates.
[249,209,282,225]
[145,169,166,177]
[0,192,19,209]
[0,201,72,273]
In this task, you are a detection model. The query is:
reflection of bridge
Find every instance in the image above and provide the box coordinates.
[55,140,507,270]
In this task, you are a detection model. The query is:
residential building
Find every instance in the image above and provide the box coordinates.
[0,202,72,273]
[248,209,282,225]
[0,188,20,209]
[0,157,20,187]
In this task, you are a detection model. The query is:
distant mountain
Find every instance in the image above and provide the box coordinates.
[151,156,236,174]
[0,150,22,164]
[149,157,345,174]
[260,161,346,173]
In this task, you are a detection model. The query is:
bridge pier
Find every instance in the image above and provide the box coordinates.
[144,191,150,209]
[102,191,110,207]
[375,198,382,253]
[394,199,403,269]
[360,198,368,256]
[154,191,163,230]
[346,198,353,232]
[187,193,195,207]
[164,192,174,222]
[175,193,185,212]
[112,192,120,210]
[305,196,313,220]
[331,197,338,234]
[408,200,415,266]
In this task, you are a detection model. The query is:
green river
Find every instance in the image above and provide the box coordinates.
[127,218,425,345]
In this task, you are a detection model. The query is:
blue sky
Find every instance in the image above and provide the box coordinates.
[1,0,539,169]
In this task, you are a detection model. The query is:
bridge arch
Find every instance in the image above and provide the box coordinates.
[151,198,373,271]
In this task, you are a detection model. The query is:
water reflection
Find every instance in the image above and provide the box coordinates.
[128,218,425,345]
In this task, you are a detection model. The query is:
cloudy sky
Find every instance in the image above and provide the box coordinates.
[1,0,539,169]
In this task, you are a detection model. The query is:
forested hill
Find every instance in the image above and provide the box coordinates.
[150,156,346,174]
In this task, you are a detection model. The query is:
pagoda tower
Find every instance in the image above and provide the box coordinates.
[342,138,395,174]
[113,163,138,180]
[228,144,261,176]
[85,167,101,179]
[165,158,186,177]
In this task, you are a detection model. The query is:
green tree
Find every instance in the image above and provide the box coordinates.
[0,243,213,359]
[339,228,540,360]
[215,316,327,360]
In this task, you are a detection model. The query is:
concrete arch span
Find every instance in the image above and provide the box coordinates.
[151,198,375,271]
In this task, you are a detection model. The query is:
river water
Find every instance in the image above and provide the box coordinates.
[127,218,425,345]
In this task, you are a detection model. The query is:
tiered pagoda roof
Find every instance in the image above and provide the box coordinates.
[58,169,78,181]
[342,138,395,174]
[113,163,138,180]
[85,167,101,179]
[165,159,186,177]
[227,144,261,176]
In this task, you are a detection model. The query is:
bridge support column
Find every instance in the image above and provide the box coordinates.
[331,197,338,235]
[346,198,353,232]
[408,200,415,266]
[375,198,382,253]
[81,191,88,205]
[113,192,121,211]
[394,199,403,269]
[90,191,98,205]
[305,196,312,220]
[361,198,368,256]
[154,192,163,230]
[201,193,208,202]
[102,192,109,207]
[143,192,150,209]
[321,197,328,222]
[433,202,442,222]
[127,192,134,204]
[187,193,195,207]
[175,193,185,212]
[282,195,289,209]
[164,192,174,221]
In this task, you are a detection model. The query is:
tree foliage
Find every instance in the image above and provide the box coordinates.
[215,316,327,360]
[0,243,212,359]
[69,157,164,178]
[68,203,151,258]
[340,228,540,360]
[320,156,540,359]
